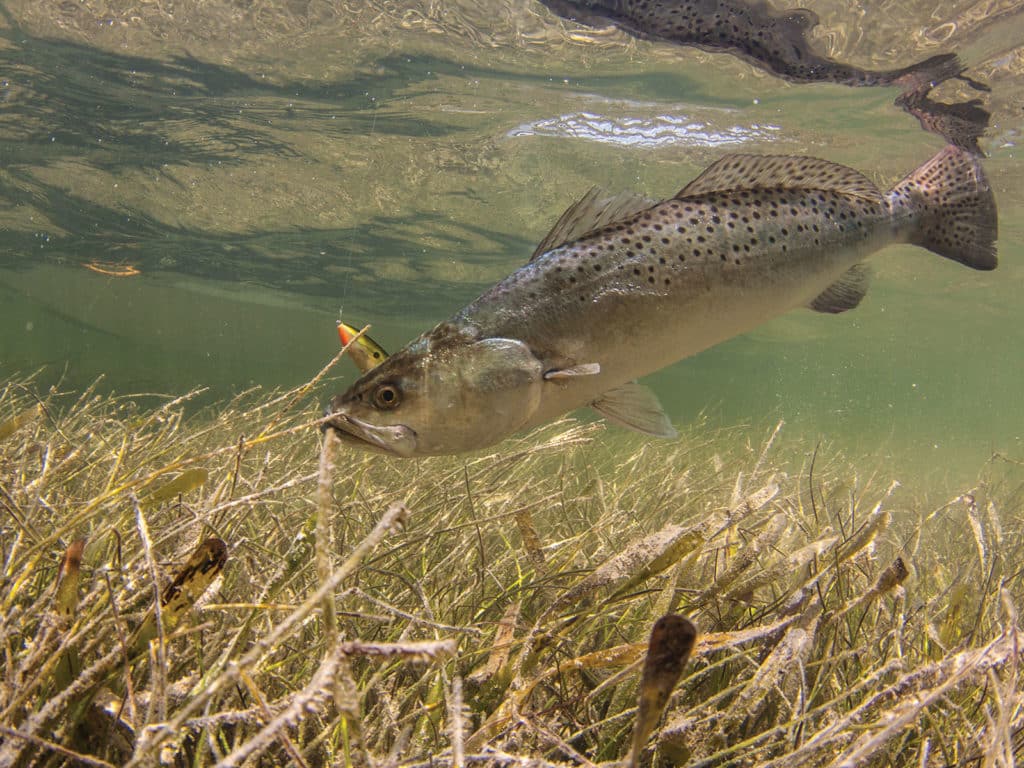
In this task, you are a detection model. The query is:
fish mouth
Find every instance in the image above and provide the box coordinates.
[321,410,418,458]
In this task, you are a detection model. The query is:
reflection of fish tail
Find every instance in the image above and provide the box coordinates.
[895,88,990,155]
[886,52,964,90]
[888,145,997,270]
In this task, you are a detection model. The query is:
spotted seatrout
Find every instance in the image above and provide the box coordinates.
[324,145,997,457]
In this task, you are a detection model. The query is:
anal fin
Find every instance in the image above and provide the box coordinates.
[808,264,870,314]
[591,382,677,438]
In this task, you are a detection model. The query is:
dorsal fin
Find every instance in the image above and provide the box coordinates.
[675,154,883,202]
[531,187,658,261]
[772,7,820,33]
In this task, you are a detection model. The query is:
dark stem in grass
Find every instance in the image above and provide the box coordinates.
[967,557,1000,648]
[228,433,245,501]
[808,442,820,526]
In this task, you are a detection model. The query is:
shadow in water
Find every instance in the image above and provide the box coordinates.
[0,29,471,173]
[0,9,559,307]
[0,159,531,312]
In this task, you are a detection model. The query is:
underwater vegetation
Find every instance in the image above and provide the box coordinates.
[1,365,1023,767]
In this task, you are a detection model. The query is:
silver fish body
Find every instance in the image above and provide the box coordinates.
[325,146,996,457]
[460,180,887,431]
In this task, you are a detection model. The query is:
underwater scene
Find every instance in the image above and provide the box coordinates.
[1,0,1024,765]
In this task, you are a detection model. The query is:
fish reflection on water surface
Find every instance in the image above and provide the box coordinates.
[540,0,964,88]
[324,145,997,457]
[542,0,992,152]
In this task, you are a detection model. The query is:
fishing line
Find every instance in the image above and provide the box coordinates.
[337,92,379,323]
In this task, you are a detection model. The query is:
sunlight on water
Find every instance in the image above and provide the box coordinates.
[508,110,781,147]
[0,0,1022,491]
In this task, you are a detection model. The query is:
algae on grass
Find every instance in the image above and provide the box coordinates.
[0,370,1023,767]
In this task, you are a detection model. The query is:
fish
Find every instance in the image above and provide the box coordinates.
[337,321,390,374]
[323,144,997,457]
[541,0,966,90]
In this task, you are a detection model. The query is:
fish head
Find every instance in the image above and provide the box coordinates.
[323,324,545,457]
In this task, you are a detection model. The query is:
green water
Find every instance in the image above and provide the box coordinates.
[1,0,1022,490]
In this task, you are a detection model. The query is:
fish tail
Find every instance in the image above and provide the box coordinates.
[888,145,997,270]
[886,52,964,90]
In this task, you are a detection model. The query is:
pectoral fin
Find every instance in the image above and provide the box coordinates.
[544,363,601,381]
[807,264,870,314]
[591,382,678,438]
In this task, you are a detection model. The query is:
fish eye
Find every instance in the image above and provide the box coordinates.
[373,383,401,410]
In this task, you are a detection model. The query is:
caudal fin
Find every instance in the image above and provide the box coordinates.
[888,145,998,270]
[888,52,965,90]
